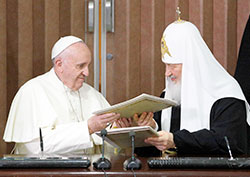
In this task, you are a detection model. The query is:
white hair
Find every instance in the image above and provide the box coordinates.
[165,77,181,105]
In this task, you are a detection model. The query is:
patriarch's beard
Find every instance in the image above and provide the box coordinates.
[165,76,181,105]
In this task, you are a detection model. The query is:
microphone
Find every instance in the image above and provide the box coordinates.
[224,136,234,160]
[93,129,111,169]
[123,130,141,170]
[39,127,44,152]
[39,127,46,159]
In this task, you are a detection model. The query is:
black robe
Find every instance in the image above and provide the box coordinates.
[135,92,250,157]
[234,15,250,104]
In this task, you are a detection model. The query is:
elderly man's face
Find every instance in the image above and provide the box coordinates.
[165,63,182,83]
[165,63,182,104]
[58,42,91,91]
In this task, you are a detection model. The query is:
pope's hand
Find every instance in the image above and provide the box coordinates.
[144,131,176,151]
[133,112,156,129]
[112,117,133,128]
[87,113,120,134]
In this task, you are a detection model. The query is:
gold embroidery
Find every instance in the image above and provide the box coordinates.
[174,19,186,24]
[161,35,171,57]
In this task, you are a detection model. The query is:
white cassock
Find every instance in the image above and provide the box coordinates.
[3,68,110,155]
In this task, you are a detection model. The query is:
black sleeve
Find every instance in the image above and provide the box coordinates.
[153,92,165,131]
[173,97,249,155]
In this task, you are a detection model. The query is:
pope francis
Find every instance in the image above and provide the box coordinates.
[3,36,121,155]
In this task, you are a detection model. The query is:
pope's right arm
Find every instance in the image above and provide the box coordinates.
[14,122,92,154]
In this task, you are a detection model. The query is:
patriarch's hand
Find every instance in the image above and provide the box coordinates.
[133,112,156,128]
[144,131,175,151]
[111,112,156,129]
[112,117,133,128]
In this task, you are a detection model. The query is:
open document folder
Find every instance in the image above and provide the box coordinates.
[96,126,159,148]
[93,93,177,118]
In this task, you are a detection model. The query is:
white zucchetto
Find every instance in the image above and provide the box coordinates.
[51,36,83,59]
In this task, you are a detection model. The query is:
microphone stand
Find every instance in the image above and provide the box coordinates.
[123,130,141,170]
[93,129,111,169]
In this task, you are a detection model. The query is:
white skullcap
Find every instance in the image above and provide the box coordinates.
[51,36,83,59]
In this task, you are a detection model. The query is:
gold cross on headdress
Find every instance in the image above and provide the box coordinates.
[176,7,181,21]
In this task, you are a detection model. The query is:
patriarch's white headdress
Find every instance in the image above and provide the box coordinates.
[161,21,250,132]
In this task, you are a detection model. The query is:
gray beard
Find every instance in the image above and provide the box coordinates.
[165,77,181,105]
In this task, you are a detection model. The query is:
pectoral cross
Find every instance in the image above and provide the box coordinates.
[176,7,181,21]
